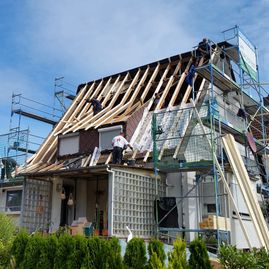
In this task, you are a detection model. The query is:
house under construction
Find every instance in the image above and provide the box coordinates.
[13,26,269,251]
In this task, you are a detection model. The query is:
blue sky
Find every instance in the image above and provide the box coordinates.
[1,0,269,140]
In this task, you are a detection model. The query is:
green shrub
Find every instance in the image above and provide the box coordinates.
[188,238,212,269]
[147,239,166,269]
[21,233,44,269]
[0,213,16,244]
[218,244,256,269]
[148,252,166,269]
[11,231,29,269]
[148,239,166,266]
[253,247,269,269]
[0,213,16,268]
[123,237,147,269]
[68,235,88,269]
[37,234,58,269]
[54,233,76,269]
[168,238,188,269]
[107,237,123,269]
[82,236,109,269]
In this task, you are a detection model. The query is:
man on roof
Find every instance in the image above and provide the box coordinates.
[112,132,133,164]
[88,98,102,115]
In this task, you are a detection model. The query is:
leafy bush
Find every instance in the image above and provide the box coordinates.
[188,238,212,269]
[68,235,88,269]
[54,233,76,269]
[0,213,16,244]
[82,236,109,269]
[147,238,166,269]
[123,237,147,269]
[253,247,269,269]
[148,252,166,269]
[11,231,29,269]
[148,239,166,266]
[107,237,123,269]
[21,233,44,269]
[37,234,58,269]
[168,238,188,269]
[218,244,256,269]
[0,213,16,268]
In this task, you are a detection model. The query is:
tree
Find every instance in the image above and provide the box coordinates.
[188,238,212,269]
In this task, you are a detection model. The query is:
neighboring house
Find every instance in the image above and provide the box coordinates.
[0,159,23,226]
[16,32,269,249]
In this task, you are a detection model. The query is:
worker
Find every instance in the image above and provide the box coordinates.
[153,92,161,109]
[197,38,210,63]
[185,57,197,86]
[112,132,133,164]
[88,98,102,115]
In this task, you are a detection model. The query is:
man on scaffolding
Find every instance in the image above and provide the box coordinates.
[196,38,210,64]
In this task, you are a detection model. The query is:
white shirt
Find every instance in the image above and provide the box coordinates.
[112,135,129,149]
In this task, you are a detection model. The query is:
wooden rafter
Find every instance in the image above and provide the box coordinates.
[156,58,203,161]
[87,69,141,130]
[31,84,88,164]
[131,63,171,160]
[66,75,123,133]
[94,68,150,128]
[155,61,182,110]
[77,79,104,120]
[123,66,150,114]
[63,77,113,134]
[84,73,130,128]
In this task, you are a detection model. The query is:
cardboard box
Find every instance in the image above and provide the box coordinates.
[207,215,231,231]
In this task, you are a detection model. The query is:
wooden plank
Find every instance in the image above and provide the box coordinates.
[82,154,92,167]
[131,64,171,162]
[47,148,57,163]
[155,61,182,110]
[84,73,129,128]
[40,138,57,163]
[127,64,161,159]
[172,50,222,160]
[190,99,252,249]
[124,66,150,114]
[87,69,141,130]
[168,58,192,107]
[94,68,148,128]
[140,64,160,103]
[105,153,112,164]
[223,134,269,249]
[63,77,113,134]
[143,61,181,162]
[60,82,96,131]
[77,80,104,120]
[31,84,88,164]
[70,75,123,133]
[171,79,207,160]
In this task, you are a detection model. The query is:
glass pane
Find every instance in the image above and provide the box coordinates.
[6,190,22,211]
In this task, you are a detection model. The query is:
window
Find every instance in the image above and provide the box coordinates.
[98,125,122,151]
[6,190,22,212]
[58,132,79,156]
[207,204,216,214]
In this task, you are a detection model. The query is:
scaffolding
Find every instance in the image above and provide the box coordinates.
[152,26,269,251]
[0,83,76,179]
